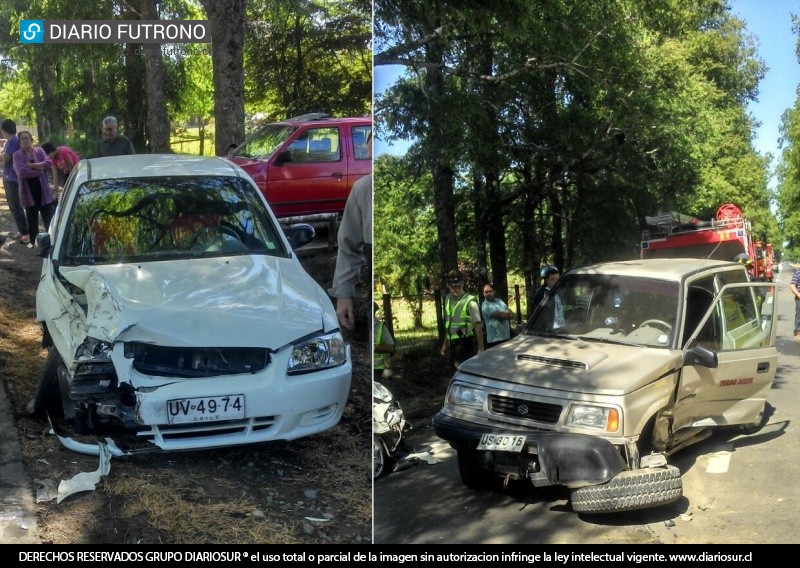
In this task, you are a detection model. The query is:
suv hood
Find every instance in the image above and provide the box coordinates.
[458,335,682,395]
[58,256,333,349]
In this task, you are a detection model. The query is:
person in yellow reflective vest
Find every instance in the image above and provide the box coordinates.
[440,269,484,369]
[374,303,396,378]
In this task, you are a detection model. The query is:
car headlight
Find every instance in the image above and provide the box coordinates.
[287,332,346,374]
[446,384,485,409]
[567,404,620,432]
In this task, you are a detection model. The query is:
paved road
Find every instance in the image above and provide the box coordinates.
[375,266,800,545]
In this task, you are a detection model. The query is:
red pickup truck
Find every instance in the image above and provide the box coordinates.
[227,113,372,220]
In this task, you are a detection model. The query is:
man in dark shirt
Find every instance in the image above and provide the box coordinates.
[98,116,135,157]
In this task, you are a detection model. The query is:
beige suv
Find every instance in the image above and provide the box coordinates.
[433,259,777,513]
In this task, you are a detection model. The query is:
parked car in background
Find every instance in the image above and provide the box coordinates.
[434,258,777,514]
[30,154,352,455]
[227,113,372,220]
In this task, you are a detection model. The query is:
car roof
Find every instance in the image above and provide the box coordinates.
[80,154,245,181]
[275,113,371,126]
[568,258,746,282]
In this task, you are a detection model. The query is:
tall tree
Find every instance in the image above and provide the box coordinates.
[200,0,246,154]
[139,0,171,153]
[375,0,773,304]
[244,0,371,119]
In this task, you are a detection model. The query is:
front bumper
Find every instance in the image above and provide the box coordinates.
[433,411,627,488]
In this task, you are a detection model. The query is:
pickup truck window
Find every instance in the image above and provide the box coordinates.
[352,126,372,160]
[234,124,295,160]
[288,127,340,163]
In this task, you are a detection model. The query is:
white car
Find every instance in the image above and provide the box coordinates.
[30,154,351,455]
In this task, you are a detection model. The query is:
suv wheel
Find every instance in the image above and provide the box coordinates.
[570,465,682,514]
[737,403,771,435]
[456,450,495,490]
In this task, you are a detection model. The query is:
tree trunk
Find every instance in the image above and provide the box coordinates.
[201,0,246,156]
[139,0,171,153]
[425,29,457,281]
[473,171,488,287]
[123,43,147,153]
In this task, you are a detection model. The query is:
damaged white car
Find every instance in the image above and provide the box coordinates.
[30,154,351,455]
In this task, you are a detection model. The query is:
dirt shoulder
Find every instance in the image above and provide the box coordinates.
[0,183,371,544]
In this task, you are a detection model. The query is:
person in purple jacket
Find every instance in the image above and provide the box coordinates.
[12,131,56,239]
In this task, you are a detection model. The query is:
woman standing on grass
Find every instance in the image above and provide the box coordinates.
[13,131,56,239]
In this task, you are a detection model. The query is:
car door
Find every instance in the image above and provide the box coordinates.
[267,125,347,217]
[672,282,778,432]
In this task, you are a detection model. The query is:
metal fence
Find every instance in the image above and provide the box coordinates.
[378,284,531,343]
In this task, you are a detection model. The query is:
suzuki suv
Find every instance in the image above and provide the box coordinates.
[227,113,372,220]
[433,259,777,514]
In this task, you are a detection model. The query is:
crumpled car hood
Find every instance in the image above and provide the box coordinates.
[458,335,683,396]
[59,256,334,348]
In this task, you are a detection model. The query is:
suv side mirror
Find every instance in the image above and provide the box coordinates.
[35,232,51,258]
[683,344,718,368]
[287,223,315,249]
[274,150,292,166]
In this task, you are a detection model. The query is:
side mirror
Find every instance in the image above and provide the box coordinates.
[287,223,315,249]
[35,232,51,258]
[274,150,292,166]
[684,344,718,368]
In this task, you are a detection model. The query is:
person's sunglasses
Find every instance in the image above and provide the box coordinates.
[446,279,463,285]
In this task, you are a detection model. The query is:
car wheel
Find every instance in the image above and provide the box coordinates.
[26,347,64,420]
[570,465,682,514]
[456,449,495,490]
[738,403,771,435]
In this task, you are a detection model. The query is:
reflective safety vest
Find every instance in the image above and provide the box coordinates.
[444,293,478,341]
[374,320,386,371]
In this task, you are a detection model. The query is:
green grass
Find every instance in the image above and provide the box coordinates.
[170,126,216,156]
[394,329,440,356]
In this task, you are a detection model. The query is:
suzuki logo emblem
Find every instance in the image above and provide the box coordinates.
[517,404,529,415]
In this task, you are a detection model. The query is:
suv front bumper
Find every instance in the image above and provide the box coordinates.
[433,411,627,488]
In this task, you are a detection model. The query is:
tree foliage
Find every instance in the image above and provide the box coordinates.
[776,15,800,260]
[0,0,371,155]
[375,0,775,301]
[244,0,371,121]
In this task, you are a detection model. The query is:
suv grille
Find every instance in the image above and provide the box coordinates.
[489,395,562,424]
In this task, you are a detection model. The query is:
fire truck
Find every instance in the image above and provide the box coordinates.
[640,203,773,281]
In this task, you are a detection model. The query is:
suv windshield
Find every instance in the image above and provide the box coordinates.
[527,273,680,347]
[60,176,288,265]
[233,124,296,160]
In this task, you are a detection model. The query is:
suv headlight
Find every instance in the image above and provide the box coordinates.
[446,384,485,409]
[567,404,620,432]
[287,332,346,374]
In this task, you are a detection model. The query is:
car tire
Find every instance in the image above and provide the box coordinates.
[570,465,682,514]
[26,347,64,420]
[456,449,495,490]
[738,403,770,435]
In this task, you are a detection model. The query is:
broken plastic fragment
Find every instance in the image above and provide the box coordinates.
[56,442,112,503]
